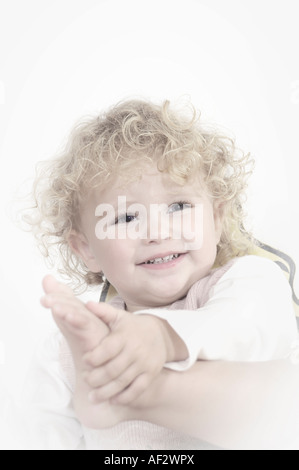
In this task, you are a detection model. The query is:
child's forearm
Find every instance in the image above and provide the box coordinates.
[129,360,299,449]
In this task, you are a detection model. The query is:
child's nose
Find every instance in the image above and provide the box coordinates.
[146,228,172,244]
[144,213,172,243]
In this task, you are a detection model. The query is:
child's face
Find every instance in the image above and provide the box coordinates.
[72,168,223,312]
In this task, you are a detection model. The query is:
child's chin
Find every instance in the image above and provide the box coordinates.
[153,284,189,305]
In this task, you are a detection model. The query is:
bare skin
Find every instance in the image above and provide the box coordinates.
[41,275,109,361]
[41,276,299,449]
[41,275,187,423]
[41,275,127,427]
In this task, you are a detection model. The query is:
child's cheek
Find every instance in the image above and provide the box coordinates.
[180,205,205,252]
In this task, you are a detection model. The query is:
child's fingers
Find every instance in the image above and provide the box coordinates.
[83,334,124,367]
[85,354,133,388]
[85,301,122,328]
[110,373,150,406]
[88,365,140,403]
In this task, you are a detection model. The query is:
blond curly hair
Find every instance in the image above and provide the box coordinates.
[25,99,255,292]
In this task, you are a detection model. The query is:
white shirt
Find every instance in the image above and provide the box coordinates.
[5,256,299,449]
[133,256,298,370]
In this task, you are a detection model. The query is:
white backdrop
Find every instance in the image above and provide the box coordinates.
[0,0,298,401]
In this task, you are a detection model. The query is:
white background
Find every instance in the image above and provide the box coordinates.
[0,0,298,399]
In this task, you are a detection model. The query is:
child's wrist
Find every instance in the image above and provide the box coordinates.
[165,321,189,363]
[149,316,188,363]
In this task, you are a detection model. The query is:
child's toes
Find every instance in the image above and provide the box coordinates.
[51,303,90,332]
[51,303,70,320]
[42,275,60,294]
[42,275,74,296]
[65,312,90,330]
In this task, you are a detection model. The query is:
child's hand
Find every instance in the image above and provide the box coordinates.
[83,302,181,406]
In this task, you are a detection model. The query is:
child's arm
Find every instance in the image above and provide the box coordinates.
[82,302,188,404]
[41,276,188,411]
[120,359,299,450]
[83,256,297,404]
[133,257,298,368]
[72,352,299,449]
[40,277,299,449]
[41,275,299,449]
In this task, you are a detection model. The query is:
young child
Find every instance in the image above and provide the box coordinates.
[26,99,298,450]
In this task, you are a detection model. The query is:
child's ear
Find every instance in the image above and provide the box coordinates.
[213,200,224,245]
[67,231,101,273]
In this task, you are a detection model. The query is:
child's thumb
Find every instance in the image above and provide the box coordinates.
[85,301,121,328]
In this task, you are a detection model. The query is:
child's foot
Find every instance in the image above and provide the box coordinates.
[41,275,109,364]
[41,275,128,428]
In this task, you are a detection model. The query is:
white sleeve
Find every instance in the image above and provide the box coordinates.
[20,331,84,450]
[136,256,298,370]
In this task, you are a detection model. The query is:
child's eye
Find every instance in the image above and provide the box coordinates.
[168,201,192,214]
[115,213,138,224]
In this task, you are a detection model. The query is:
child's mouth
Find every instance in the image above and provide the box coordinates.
[138,252,186,269]
[142,253,182,265]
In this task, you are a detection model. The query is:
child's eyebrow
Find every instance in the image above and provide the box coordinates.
[94,188,204,216]
[94,197,138,219]
[165,189,203,200]
[104,192,202,207]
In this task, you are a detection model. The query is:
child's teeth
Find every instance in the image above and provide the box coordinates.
[146,254,180,264]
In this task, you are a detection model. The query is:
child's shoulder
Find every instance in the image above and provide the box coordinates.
[219,255,294,300]
[233,253,278,266]
[211,255,284,288]
[229,254,290,277]
[221,255,293,290]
